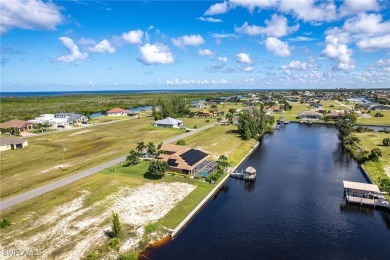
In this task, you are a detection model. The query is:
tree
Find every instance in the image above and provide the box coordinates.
[226,113,233,125]
[216,117,222,124]
[237,104,273,140]
[147,160,168,176]
[136,141,146,153]
[176,139,186,145]
[156,97,190,118]
[369,148,382,161]
[217,155,230,170]
[336,111,357,144]
[111,212,123,238]
[147,142,157,157]
[383,138,390,146]
[374,112,384,117]
[126,150,140,166]
[228,108,236,115]
[210,104,218,117]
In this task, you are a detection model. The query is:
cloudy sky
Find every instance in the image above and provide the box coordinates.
[1,0,390,91]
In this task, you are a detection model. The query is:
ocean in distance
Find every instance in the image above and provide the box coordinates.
[0,89,267,97]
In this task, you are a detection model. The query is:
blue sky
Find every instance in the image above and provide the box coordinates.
[1,0,390,91]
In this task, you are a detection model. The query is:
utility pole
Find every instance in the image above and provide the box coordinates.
[62,145,66,167]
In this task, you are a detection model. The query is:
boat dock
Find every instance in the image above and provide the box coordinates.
[230,166,256,181]
[343,181,389,208]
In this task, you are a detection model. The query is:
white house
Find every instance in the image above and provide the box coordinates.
[154,117,183,128]
[28,114,68,128]
[0,137,28,151]
[106,108,130,116]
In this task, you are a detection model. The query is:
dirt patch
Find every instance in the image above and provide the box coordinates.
[40,163,72,174]
[385,165,390,178]
[2,182,195,259]
[68,130,91,137]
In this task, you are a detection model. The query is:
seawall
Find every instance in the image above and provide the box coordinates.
[170,141,260,239]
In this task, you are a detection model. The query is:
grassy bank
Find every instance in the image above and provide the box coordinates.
[357,111,390,125]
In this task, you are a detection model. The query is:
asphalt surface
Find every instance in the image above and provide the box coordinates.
[0,122,217,211]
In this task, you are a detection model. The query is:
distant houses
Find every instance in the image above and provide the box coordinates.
[154,117,183,128]
[298,111,323,120]
[54,113,88,124]
[266,106,284,113]
[196,109,213,118]
[106,108,131,116]
[28,114,68,128]
[0,137,28,151]
[0,120,33,133]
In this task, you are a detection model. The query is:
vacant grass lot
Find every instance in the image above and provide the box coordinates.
[0,116,184,199]
[273,103,309,122]
[182,124,257,165]
[357,111,390,125]
[354,132,390,200]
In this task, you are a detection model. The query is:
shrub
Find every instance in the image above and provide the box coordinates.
[193,125,198,129]
[111,212,123,238]
[205,119,209,122]
[146,160,168,176]
[176,139,186,145]
[0,219,11,229]
[369,148,382,161]
[383,138,390,146]
[374,112,384,117]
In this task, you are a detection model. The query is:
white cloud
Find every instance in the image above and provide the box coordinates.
[87,39,115,54]
[322,34,355,70]
[235,14,299,37]
[281,60,307,70]
[343,13,390,35]
[288,36,316,42]
[57,37,88,63]
[218,57,228,62]
[138,43,174,65]
[204,1,229,15]
[230,0,278,12]
[279,0,337,22]
[197,17,223,23]
[78,38,96,46]
[243,66,253,72]
[198,49,216,56]
[357,34,390,51]
[370,59,390,72]
[265,37,291,57]
[0,0,63,34]
[88,80,94,86]
[122,29,144,44]
[236,52,252,63]
[172,34,205,48]
[339,0,379,17]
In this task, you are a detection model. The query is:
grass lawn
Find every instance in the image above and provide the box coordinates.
[357,111,390,125]
[273,103,309,122]
[0,116,184,199]
[177,117,216,129]
[354,132,390,200]
[182,124,258,165]
[89,115,139,124]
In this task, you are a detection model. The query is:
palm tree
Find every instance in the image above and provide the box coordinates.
[210,104,218,117]
[228,108,236,115]
[136,141,146,153]
[217,117,222,124]
[126,150,140,166]
[226,113,233,125]
[147,142,157,157]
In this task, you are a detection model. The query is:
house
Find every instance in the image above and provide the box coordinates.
[106,108,131,116]
[0,137,28,151]
[298,111,323,120]
[158,144,217,177]
[371,105,390,111]
[154,117,183,128]
[309,103,324,109]
[266,106,284,113]
[191,102,206,108]
[28,114,68,128]
[0,120,33,132]
[196,109,214,118]
[326,111,343,120]
[55,113,88,124]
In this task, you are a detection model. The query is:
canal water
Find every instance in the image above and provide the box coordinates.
[145,123,390,259]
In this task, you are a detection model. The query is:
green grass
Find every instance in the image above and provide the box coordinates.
[357,111,390,125]
[354,132,390,200]
[182,124,257,162]
[0,116,184,199]
[273,103,309,122]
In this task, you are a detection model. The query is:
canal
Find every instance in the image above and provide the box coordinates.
[145,123,390,259]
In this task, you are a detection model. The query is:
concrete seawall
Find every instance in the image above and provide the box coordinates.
[359,165,375,184]
[171,141,260,239]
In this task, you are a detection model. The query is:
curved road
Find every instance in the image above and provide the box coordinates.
[0,123,218,211]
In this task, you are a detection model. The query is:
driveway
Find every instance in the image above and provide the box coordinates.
[0,122,217,211]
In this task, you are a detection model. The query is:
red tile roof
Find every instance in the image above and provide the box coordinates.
[0,120,32,129]
[107,108,130,113]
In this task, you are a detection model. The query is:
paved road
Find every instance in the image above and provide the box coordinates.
[0,123,217,211]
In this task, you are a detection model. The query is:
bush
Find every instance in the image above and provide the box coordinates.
[193,125,198,129]
[374,112,384,117]
[176,139,186,145]
[383,138,390,146]
[205,119,209,122]
[0,218,11,229]
[111,212,123,238]
[146,160,168,176]
[369,148,382,161]
[355,126,374,133]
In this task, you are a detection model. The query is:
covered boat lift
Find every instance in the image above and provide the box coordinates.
[343,181,389,208]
